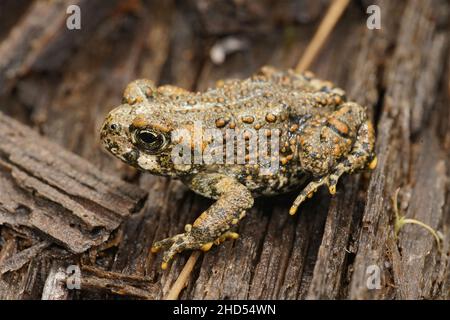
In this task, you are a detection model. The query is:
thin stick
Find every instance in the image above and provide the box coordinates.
[164,0,351,301]
[164,251,201,300]
[295,0,350,72]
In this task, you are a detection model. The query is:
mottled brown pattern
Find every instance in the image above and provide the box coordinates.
[101,66,376,268]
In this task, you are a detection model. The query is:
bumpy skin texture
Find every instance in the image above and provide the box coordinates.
[100,66,377,269]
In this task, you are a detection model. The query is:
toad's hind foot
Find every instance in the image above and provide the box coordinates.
[289,168,348,215]
[289,176,330,215]
[289,152,377,216]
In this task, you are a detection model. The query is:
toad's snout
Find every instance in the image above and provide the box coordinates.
[100,105,135,158]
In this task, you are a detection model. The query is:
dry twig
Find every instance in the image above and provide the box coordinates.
[164,251,201,300]
[295,0,350,72]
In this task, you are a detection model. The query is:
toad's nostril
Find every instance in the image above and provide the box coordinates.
[110,123,120,131]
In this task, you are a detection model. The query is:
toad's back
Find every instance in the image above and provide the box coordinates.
[175,67,349,196]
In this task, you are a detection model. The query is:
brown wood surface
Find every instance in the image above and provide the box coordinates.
[0,0,449,299]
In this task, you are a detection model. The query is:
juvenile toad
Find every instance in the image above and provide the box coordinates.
[100,66,377,269]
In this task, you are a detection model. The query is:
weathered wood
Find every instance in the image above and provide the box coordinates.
[306,0,405,299]
[78,265,157,299]
[41,264,69,300]
[0,241,50,275]
[0,112,147,254]
[348,0,448,300]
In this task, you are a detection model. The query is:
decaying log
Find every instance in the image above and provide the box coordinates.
[0,112,147,254]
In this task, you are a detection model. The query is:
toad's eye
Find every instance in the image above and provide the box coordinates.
[134,130,167,153]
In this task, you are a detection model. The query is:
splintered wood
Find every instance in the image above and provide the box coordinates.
[0,112,147,254]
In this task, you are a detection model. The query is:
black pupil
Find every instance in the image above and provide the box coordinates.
[139,131,157,144]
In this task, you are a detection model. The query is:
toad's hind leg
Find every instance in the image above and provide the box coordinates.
[151,174,253,269]
[290,109,376,215]
[327,120,377,192]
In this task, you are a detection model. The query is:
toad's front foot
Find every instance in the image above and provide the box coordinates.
[151,227,239,270]
[151,174,253,270]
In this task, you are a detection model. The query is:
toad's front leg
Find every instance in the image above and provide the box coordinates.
[151,174,254,269]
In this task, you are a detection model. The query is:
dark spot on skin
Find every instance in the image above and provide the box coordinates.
[129,124,137,133]
[107,141,119,151]
[123,149,140,164]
